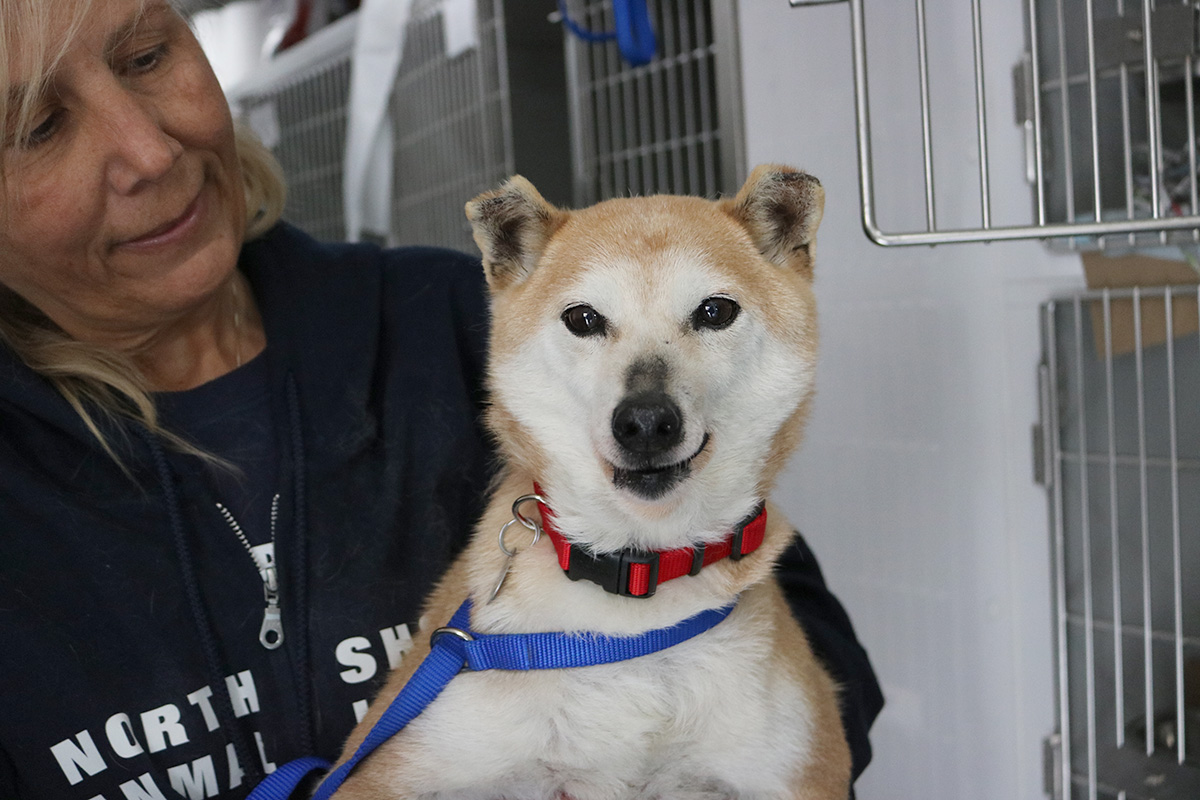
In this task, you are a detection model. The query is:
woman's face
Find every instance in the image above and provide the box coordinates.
[0,0,245,345]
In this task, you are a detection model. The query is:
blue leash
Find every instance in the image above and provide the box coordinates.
[558,0,658,67]
[247,598,735,799]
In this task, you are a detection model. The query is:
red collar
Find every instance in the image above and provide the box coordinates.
[533,492,767,599]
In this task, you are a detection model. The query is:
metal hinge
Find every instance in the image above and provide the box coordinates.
[1034,362,1053,486]
[1013,54,1032,127]
[1013,54,1037,185]
[1043,734,1064,800]
[1032,424,1047,485]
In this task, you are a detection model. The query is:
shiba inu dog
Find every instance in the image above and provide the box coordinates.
[333,165,851,799]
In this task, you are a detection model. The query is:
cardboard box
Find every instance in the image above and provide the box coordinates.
[1081,251,1200,357]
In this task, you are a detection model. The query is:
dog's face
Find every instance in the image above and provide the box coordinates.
[467,166,823,551]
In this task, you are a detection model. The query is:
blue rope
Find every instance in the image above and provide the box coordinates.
[558,0,616,42]
[558,0,657,67]
[248,599,735,799]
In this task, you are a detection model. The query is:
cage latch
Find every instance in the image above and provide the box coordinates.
[1042,734,1064,800]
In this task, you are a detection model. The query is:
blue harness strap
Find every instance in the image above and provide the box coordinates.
[247,598,735,800]
[243,756,332,800]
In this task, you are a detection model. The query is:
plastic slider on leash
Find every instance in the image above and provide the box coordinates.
[246,598,737,799]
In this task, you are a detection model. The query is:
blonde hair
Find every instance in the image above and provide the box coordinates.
[0,0,288,465]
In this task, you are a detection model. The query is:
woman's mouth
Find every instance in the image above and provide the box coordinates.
[117,191,204,250]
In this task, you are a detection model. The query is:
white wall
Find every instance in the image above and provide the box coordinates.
[738,2,1084,798]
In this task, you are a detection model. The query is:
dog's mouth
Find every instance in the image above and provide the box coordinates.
[610,433,710,500]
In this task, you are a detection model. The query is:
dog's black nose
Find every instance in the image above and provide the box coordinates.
[611,393,683,454]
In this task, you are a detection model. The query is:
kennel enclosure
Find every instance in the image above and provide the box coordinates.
[228,0,573,252]
[224,0,743,251]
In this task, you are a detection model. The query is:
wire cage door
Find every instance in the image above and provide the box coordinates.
[229,0,570,252]
[562,0,745,205]
[230,13,357,243]
[1040,287,1200,799]
[796,0,1200,247]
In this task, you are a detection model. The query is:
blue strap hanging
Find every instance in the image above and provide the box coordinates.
[247,598,735,800]
[242,756,332,800]
[558,0,658,67]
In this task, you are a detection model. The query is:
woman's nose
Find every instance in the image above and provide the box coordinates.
[100,85,183,194]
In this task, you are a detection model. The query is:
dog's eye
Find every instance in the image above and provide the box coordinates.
[562,304,607,337]
[692,297,740,330]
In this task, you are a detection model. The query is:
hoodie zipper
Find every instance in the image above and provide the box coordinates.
[215,494,285,650]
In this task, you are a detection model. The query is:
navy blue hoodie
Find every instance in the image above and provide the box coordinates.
[0,223,881,799]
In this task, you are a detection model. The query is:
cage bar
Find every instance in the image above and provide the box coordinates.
[1083,0,1100,223]
[1165,288,1184,767]
[914,0,935,231]
[1072,296,1100,800]
[970,0,991,229]
[1028,0,1048,226]
[1102,291,1126,749]
[1133,288,1154,758]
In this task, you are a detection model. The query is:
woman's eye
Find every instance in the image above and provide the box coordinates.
[23,111,62,148]
[562,304,607,337]
[124,44,168,75]
[692,297,740,330]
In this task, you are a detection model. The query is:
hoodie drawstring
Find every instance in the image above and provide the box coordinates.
[285,375,315,756]
[140,428,263,782]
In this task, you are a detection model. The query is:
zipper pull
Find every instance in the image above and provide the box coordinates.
[259,564,284,649]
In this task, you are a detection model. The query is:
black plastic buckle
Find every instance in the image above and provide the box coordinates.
[565,547,661,598]
[728,502,765,561]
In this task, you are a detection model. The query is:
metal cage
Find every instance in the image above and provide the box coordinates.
[386,0,513,251]
[562,0,745,204]
[792,0,1200,248]
[229,1,570,252]
[1040,287,1200,799]
[230,13,357,243]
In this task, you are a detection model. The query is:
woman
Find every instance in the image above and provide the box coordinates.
[0,1,881,798]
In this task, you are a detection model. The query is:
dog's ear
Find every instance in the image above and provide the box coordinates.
[720,165,824,276]
[465,176,569,290]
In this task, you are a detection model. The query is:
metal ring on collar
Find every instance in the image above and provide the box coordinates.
[498,494,545,557]
[430,626,474,647]
[510,494,546,532]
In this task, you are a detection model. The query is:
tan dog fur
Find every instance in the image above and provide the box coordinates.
[331,166,850,799]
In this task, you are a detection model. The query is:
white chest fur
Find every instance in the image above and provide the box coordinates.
[367,589,816,800]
